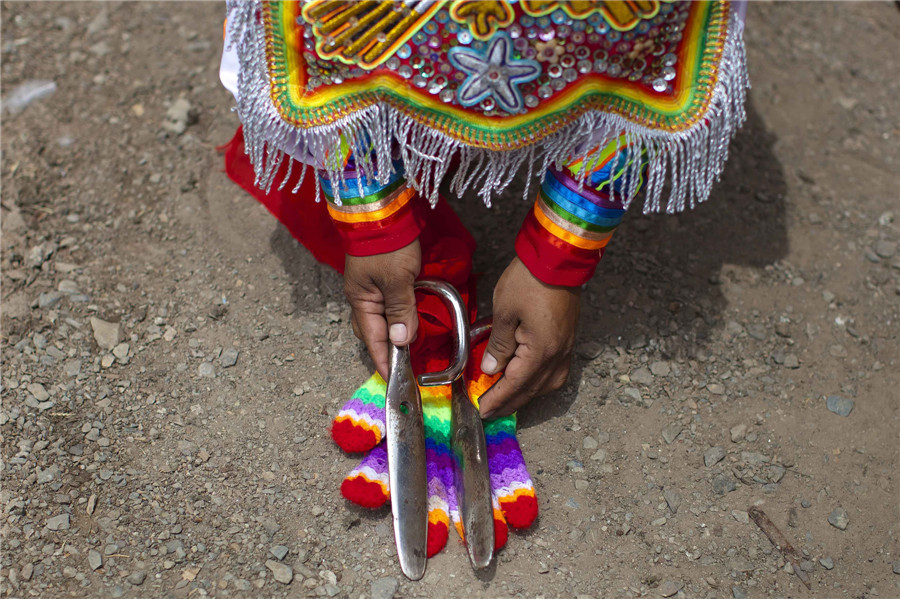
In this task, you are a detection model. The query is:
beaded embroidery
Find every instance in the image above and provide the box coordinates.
[227,0,748,212]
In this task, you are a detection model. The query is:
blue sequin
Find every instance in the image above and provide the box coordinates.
[397,44,412,59]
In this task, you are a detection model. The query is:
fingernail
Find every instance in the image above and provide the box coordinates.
[481,352,498,374]
[389,323,408,345]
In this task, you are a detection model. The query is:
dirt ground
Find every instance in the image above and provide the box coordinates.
[1,2,898,598]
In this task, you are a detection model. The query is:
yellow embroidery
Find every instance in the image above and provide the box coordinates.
[450,0,515,40]
[302,0,447,70]
[521,0,665,32]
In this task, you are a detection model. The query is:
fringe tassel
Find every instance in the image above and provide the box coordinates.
[227,0,749,214]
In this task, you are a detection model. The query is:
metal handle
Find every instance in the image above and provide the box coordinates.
[413,279,469,386]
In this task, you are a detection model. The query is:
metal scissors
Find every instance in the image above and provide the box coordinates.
[384,278,495,580]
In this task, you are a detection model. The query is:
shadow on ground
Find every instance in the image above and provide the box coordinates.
[267,94,788,428]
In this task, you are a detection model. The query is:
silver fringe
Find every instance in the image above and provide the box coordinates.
[227,0,749,214]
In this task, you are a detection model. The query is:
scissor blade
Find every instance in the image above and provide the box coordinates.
[450,378,495,569]
[384,344,428,580]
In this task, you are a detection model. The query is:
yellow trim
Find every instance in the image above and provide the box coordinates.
[326,186,415,223]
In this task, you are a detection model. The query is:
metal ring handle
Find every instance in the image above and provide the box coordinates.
[414,279,469,386]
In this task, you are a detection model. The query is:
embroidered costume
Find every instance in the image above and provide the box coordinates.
[222,0,747,286]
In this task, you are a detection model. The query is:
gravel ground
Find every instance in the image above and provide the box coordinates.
[2,2,898,598]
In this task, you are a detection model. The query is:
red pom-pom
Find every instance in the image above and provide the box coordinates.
[426,521,449,557]
[331,420,379,453]
[501,494,538,529]
[340,477,388,508]
[494,517,508,551]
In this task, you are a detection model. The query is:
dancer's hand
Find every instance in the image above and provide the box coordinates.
[344,240,422,378]
[478,257,581,418]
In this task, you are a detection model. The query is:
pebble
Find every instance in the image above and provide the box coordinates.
[90,317,122,350]
[707,383,725,395]
[127,571,147,586]
[576,341,603,360]
[590,448,608,463]
[825,395,854,417]
[874,240,897,258]
[712,474,737,495]
[27,383,50,401]
[788,507,799,528]
[88,549,103,571]
[731,586,747,599]
[661,424,682,445]
[783,354,800,369]
[746,324,767,341]
[663,489,681,514]
[730,424,747,443]
[265,560,293,584]
[649,361,670,377]
[371,576,399,599]
[704,446,726,467]
[658,580,683,597]
[828,507,849,530]
[819,557,834,570]
[220,348,239,368]
[198,362,215,378]
[729,510,748,524]
[38,291,64,309]
[270,545,289,561]
[630,367,653,386]
[46,513,70,531]
[892,561,900,575]
[163,97,195,135]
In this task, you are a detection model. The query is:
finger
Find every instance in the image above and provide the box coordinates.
[350,312,362,340]
[381,276,418,347]
[355,311,389,379]
[482,314,518,375]
[478,355,539,418]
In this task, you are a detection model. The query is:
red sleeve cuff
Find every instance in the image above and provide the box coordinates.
[330,189,428,257]
[514,208,605,287]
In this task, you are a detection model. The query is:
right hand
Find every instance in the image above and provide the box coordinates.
[343,239,422,378]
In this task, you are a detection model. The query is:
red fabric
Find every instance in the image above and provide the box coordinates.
[222,126,474,273]
[426,522,449,557]
[331,196,428,257]
[515,208,604,287]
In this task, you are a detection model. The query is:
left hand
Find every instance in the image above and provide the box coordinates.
[477,257,581,418]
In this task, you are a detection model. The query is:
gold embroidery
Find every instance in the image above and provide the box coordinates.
[449,0,515,40]
[302,0,447,69]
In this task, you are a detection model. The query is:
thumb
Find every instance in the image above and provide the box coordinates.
[482,315,518,375]
[381,276,419,347]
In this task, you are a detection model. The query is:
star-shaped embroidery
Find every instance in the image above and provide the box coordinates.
[448,33,541,113]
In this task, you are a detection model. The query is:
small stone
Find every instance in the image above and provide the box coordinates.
[630,367,653,386]
[730,424,747,443]
[788,507,799,528]
[746,324,767,341]
[783,354,799,369]
[27,382,50,401]
[651,517,667,526]
[371,576,399,599]
[704,446,726,467]
[874,240,897,258]
[38,291,64,308]
[828,507,849,530]
[732,586,747,599]
[712,474,737,495]
[566,460,584,473]
[127,571,147,586]
[649,361,670,377]
[892,561,900,575]
[576,341,603,360]
[163,97,196,135]
[198,362,215,378]
[90,317,122,350]
[574,479,590,490]
[590,448,608,463]
[112,342,130,361]
[707,383,725,395]
[731,510,750,524]
[88,550,103,571]
[825,395,854,417]
[819,557,834,570]
[220,348,239,368]
[661,423,682,445]
[21,563,33,581]
[265,560,293,584]
[101,354,115,368]
[799,560,815,573]
[270,545,289,561]
[658,580,683,597]
[800,499,812,508]
[47,513,70,530]
[663,489,681,514]
[582,436,598,450]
